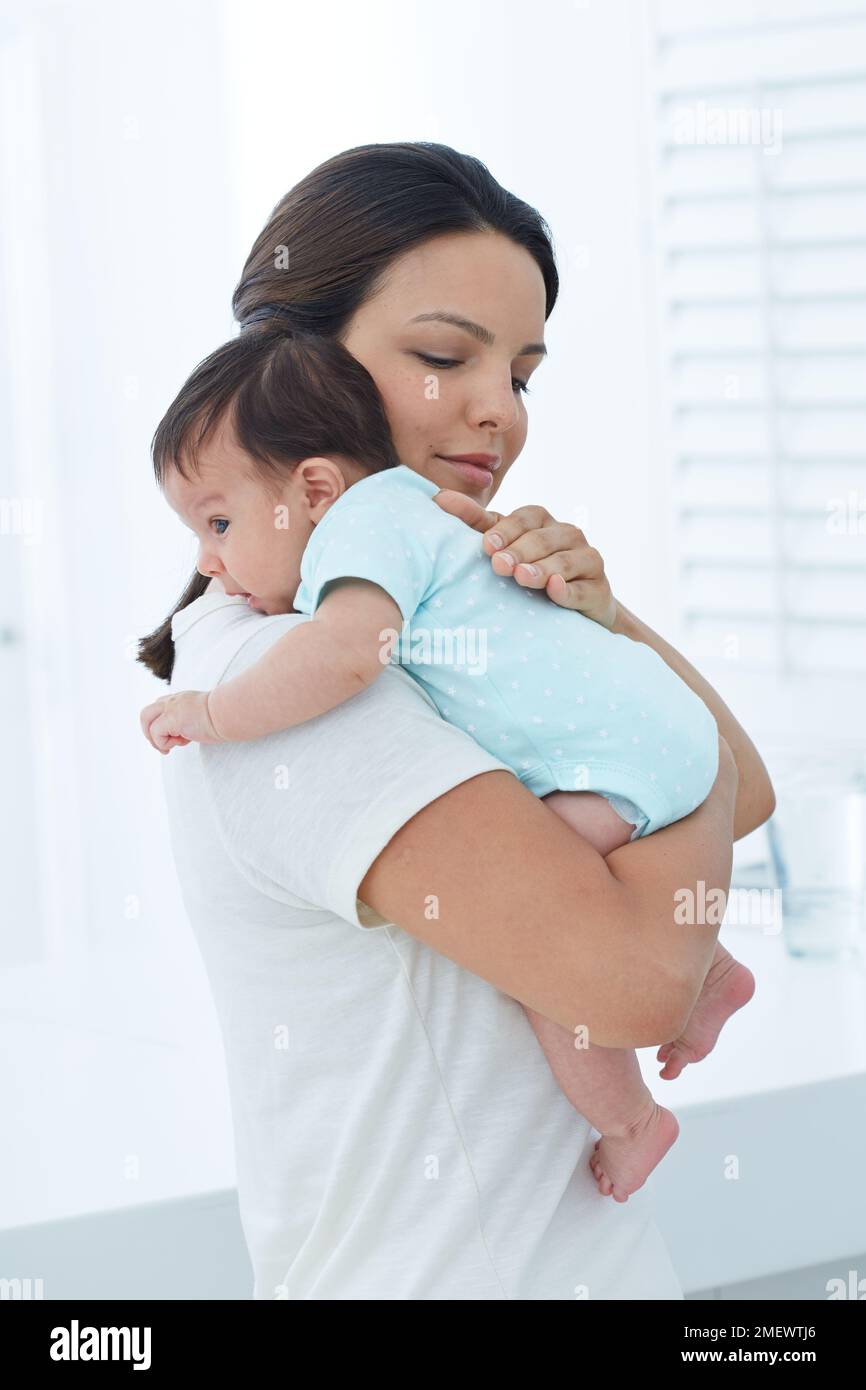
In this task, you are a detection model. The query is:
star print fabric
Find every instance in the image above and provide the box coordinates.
[292,465,719,838]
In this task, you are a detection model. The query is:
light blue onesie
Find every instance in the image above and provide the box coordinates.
[293,465,719,840]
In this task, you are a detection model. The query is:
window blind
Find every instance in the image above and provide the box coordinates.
[644,0,866,676]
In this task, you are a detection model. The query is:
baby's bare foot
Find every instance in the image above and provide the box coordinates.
[656,944,755,1080]
[589,1098,679,1202]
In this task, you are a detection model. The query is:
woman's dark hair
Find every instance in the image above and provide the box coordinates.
[138,141,559,680]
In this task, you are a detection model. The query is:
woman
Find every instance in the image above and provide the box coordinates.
[139,142,772,1299]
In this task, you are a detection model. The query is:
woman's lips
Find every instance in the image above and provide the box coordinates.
[436,456,495,490]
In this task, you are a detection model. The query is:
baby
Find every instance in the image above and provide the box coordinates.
[142,328,755,1203]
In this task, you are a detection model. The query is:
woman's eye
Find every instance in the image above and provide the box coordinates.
[415,353,531,395]
[416,353,461,370]
[210,518,229,536]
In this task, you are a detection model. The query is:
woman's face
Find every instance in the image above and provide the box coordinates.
[338,230,548,506]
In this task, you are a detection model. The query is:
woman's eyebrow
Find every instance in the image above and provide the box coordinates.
[407,311,547,358]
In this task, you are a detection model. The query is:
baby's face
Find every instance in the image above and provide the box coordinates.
[163,414,358,615]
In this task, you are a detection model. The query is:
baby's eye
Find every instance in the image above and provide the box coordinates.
[210,518,229,536]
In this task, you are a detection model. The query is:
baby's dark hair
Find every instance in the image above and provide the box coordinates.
[152,326,400,489]
[139,328,401,680]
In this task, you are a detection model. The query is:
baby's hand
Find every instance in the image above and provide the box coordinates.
[139,690,224,754]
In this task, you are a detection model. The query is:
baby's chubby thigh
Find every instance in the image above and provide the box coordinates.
[541,790,636,857]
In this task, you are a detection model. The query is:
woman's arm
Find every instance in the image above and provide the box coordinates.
[609,599,775,840]
[358,735,739,1047]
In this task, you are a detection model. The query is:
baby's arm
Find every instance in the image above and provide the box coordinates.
[206,579,404,742]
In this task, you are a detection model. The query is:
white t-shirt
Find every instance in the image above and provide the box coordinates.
[160,591,685,1300]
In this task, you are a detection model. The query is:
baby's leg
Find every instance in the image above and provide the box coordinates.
[655,938,756,1079]
[533,790,679,1201]
[541,789,635,856]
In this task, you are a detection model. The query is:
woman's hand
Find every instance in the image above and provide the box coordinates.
[432,489,618,629]
[139,690,225,754]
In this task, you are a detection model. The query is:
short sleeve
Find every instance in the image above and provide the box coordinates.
[198,621,511,929]
[294,495,436,622]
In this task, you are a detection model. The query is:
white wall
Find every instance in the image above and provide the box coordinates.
[0,0,241,1225]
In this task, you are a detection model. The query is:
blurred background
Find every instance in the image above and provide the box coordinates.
[1,0,865,1300]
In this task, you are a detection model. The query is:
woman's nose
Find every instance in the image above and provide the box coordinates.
[470,374,520,432]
